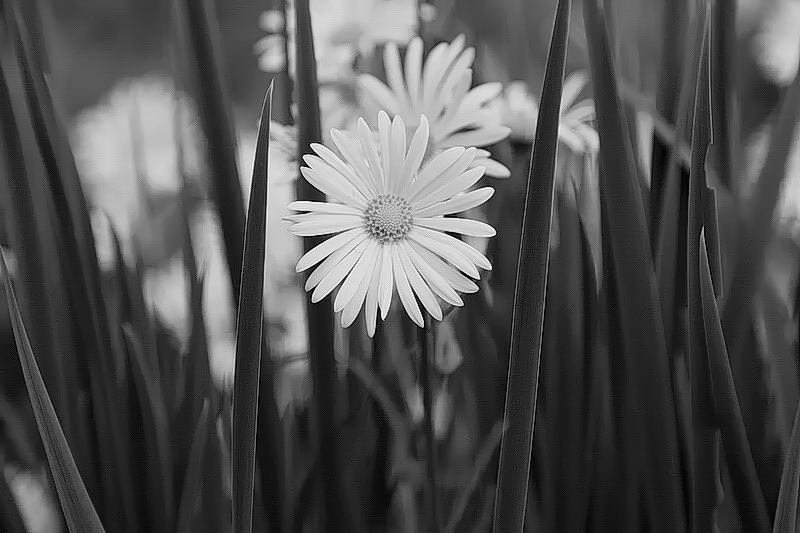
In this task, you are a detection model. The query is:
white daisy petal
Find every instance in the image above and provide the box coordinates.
[434,46,474,106]
[444,108,500,135]
[299,167,367,208]
[438,71,474,131]
[390,116,407,194]
[405,37,424,111]
[408,228,479,278]
[295,228,366,272]
[397,244,442,321]
[288,201,363,216]
[378,244,394,319]
[432,51,476,119]
[358,118,386,195]
[288,214,364,236]
[408,240,479,293]
[561,72,589,111]
[364,248,383,337]
[421,42,451,117]
[341,250,378,329]
[391,243,424,327]
[406,147,467,199]
[408,149,477,205]
[309,144,377,196]
[444,126,512,148]
[384,42,410,115]
[358,74,402,116]
[305,232,369,291]
[414,226,492,270]
[414,187,494,217]
[415,216,496,238]
[334,240,379,313]
[564,101,596,123]
[331,129,377,190]
[412,165,486,210]
[378,111,393,189]
[405,242,463,306]
[400,116,430,191]
[311,239,370,303]
[461,82,504,109]
[474,157,511,179]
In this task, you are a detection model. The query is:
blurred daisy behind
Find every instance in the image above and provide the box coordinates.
[357,35,512,178]
[286,112,495,336]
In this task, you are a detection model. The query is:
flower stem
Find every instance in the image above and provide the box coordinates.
[420,314,440,532]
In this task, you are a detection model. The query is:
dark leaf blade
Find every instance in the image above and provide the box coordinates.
[5,5,140,530]
[0,249,106,533]
[294,0,346,531]
[492,1,571,532]
[685,14,720,531]
[231,83,273,533]
[173,0,247,309]
[698,232,771,532]
[582,0,687,529]
[774,392,800,532]
[175,399,213,533]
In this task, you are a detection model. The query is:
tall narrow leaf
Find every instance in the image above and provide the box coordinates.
[0,249,105,533]
[582,0,687,528]
[232,83,273,533]
[294,0,346,531]
[492,1,571,531]
[699,232,771,532]
[774,394,800,532]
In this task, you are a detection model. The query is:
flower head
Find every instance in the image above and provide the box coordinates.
[285,111,496,336]
[358,35,511,178]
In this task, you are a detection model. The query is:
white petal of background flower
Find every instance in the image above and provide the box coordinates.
[753,0,800,86]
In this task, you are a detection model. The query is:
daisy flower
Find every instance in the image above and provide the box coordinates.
[285,111,496,336]
[357,35,512,178]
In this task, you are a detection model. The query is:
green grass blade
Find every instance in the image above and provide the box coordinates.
[685,14,721,531]
[492,1,570,531]
[231,83,273,533]
[173,0,247,309]
[720,47,800,519]
[175,399,212,533]
[654,2,708,352]
[699,232,771,532]
[0,249,105,533]
[121,325,175,532]
[582,0,687,529]
[5,6,140,529]
[294,0,347,530]
[774,394,800,532]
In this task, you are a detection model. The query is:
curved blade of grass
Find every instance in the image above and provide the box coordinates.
[654,1,708,352]
[686,15,721,531]
[0,249,105,533]
[582,0,687,529]
[699,231,771,532]
[294,0,347,531]
[774,393,800,532]
[175,399,212,533]
[121,325,174,532]
[492,1,570,532]
[720,46,800,520]
[5,5,139,529]
[231,82,273,533]
[173,0,247,309]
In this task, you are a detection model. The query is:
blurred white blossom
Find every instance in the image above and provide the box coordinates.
[255,0,423,80]
[3,465,61,533]
[751,0,800,85]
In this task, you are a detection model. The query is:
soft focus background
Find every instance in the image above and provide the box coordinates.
[1,0,799,531]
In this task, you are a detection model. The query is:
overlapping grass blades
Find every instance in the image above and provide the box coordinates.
[685,10,721,531]
[231,82,274,533]
[293,0,347,530]
[721,43,800,521]
[492,0,571,531]
[582,0,687,529]
[0,249,105,533]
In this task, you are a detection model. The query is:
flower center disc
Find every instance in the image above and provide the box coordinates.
[363,195,413,244]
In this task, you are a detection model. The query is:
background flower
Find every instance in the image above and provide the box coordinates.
[358,36,512,178]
